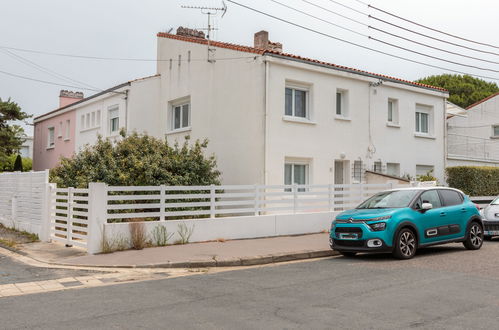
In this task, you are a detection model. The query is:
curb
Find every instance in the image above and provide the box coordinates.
[51,249,339,269]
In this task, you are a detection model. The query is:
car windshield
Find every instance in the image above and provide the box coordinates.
[357,190,419,209]
[492,197,499,205]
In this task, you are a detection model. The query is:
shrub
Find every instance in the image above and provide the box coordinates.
[446,166,499,196]
[177,223,194,244]
[151,224,173,246]
[129,220,147,250]
[49,131,221,188]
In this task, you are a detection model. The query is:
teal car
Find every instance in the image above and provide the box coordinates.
[330,187,483,259]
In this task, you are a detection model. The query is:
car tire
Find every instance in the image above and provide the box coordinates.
[339,251,357,257]
[463,222,484,250]
[393,228,417,260]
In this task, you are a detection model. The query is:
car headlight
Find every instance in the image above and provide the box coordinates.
[369,215,391,221]
[367,222,387,231]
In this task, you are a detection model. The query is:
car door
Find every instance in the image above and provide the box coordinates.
[437,189,467,239]
[414,189,448,244]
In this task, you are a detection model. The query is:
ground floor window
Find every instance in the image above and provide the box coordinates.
[416,164,434,178]
[353,160,363,182]
[285,163,309,191]
[386,163,400,177]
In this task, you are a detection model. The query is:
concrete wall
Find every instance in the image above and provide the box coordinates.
[101,211,336,250]
[33,110,76,170]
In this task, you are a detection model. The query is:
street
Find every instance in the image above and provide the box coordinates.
[3,242,499,329]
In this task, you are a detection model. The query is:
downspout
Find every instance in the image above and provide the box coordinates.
[264,57,270,185]
[124,89,129,133]
[443,97,448,184]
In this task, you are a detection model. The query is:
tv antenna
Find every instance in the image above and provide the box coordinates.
[182,1,227,63]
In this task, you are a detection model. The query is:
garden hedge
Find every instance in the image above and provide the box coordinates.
[446,166,499,196]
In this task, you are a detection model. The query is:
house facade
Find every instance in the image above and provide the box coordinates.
[33,29,448,185]
[447,92,499,167]
[156,29,448,185]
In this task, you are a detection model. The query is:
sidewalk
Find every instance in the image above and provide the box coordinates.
[13,233,336,268]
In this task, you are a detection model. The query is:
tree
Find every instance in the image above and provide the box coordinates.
[0,98,31,163]
[49,131,221,188]
[13,154,23,172]
[415,74,499,108]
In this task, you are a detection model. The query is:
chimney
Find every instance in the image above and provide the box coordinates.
[254,30,282,52]
[59,90,84,108]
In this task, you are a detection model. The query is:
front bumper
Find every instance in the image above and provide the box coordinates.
[329,221,394,253]
[330,237,392,253]
[483,221,499,236]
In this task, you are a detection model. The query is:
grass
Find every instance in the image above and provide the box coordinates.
[0,223,39,244]
[0,238,17,248]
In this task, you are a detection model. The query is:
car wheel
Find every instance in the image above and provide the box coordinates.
[339,251,357,257]
[393,228,417,260]
[463,222,484,250]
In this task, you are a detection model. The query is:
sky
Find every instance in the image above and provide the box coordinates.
[1,0,498,136]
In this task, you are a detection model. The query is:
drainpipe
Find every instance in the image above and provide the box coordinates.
[264,57,270,185]
[124,89,129,133]
[443,97,448,184]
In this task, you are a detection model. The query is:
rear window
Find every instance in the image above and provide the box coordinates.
[439,190,463,206]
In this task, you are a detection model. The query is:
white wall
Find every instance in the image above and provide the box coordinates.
[447,94,499,166]
[265,57,447,185]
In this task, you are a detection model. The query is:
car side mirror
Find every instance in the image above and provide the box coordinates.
[421,202,433,211]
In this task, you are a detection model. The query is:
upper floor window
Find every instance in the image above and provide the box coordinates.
[47,127,55,148]
[336,89,349,117]
[387,99,399,124]
[493,125,499,137]
[65,120,70,140]
[285,86,308,118]
[415,104,433,135]
[172,103,190,130]
[58,121,63,137]
[108,105,119,134]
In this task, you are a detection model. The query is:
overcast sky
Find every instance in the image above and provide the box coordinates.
[1,0,498,135]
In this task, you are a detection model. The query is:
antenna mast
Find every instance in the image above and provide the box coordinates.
[181,1,227,63]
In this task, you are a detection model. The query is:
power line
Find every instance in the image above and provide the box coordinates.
[301,0,366,27]
[369,15,499,57]
[369,4,499,51]
[271,0,367,37]
[326,0,367,17]
[227,0,499,81]
[369,37,499,73]
[0,49,102,91]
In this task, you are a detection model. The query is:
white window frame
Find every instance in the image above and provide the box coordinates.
[58,121,63,138]
[387,98,399,125]
[171,102,191,131]
[284,161,310,192]
[373,161,383,173]
[386,162,400,177]
[352,159,363,183]
[65,119,70,140]
[108,105,120,135]
[335,89,349,118]
[47,127,55,149]
[80,115,85,129]
[284,83,310,120]
[492,124,499,138]
[415,104,433,136]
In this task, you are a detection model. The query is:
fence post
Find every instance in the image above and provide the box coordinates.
[160,185,166,221]
[66,187,74,247]
[293,184,298,214]
[210,184,215,218]
[39,183,55,242]
[87,182,108,254]
[254,184,259,216]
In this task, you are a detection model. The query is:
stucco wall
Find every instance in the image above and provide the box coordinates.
[33,110,76,171]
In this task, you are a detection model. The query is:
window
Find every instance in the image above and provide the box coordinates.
[47,127,55,148]
[353,160,363,182]
[108,106,119,134]
[86,114,90,129]
[65,120,70,140]
[493,125,499,137]
[285,163,309,191]
[172,103,190,130]
[416,165,434,177]
[420,190,442,208]
[285,87,308,118]
[415,105,432,134]
[386,163,400,177]
[387,99,398,124]
[91,112,95,127]
[58,121,63,137]
[439,189,463,206]
[336,89,348,117]
[373,161,382,173]
[96,110,101,126]
[81,115,85,129]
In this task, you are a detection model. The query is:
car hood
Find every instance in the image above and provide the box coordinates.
[335,208,401,221]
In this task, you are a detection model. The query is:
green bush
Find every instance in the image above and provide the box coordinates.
[0,154,32,172]
[446,166,499,196]
[49,131,221,188]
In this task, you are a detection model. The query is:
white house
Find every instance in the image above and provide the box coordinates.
[20,136,33,159]
[155,29,448,185]
[447,92,499,167]
[33,28,449,185]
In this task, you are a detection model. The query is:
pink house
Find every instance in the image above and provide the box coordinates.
[33,91,83,171]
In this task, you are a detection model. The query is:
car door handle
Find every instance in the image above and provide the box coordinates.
[440,212,446,216]
[461,208,467,212]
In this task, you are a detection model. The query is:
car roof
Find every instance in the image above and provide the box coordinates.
[389,186,464,193]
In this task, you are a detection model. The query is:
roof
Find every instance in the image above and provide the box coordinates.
[446,101,468,119]
[157,32,448,93]
[466,91,499,110]
[34,74,160,122]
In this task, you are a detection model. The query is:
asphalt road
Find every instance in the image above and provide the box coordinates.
[3,241,499,329]
[0,253,101,285]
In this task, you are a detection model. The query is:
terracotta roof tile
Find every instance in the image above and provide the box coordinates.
[157,32,448,93]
